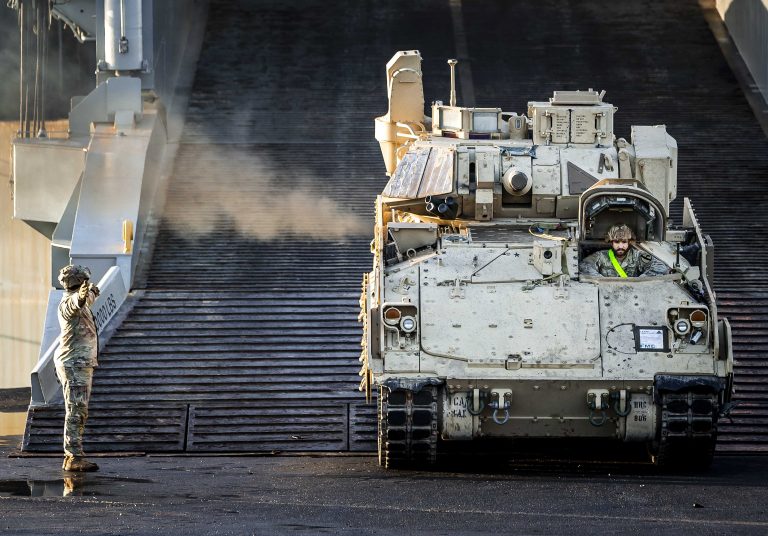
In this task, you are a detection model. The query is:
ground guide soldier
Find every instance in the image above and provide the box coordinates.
[55,264,100,472]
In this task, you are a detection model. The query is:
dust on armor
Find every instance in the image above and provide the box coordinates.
[359,51,734,469]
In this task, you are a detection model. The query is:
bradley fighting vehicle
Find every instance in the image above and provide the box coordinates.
[359,50,734,468]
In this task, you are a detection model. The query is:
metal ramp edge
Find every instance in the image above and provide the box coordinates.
[24,401,377,453]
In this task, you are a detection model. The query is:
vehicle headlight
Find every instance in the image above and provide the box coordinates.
[674,319,691,336]
[400,316,417,333]
[690,309,707,328]
[383,307,402,326]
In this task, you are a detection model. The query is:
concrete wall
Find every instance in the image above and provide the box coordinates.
[717,0,768,103]
[0,121,58,388]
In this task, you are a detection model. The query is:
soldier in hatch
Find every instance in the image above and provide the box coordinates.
[580,224,668,278]
[54,265,100,472]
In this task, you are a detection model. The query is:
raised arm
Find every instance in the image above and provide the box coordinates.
[59,282,99,320]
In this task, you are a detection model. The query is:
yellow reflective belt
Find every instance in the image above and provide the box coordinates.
[608,249,628,278]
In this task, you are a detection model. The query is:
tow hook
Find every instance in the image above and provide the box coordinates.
[587,389,610,426]
[489,389,513,425]
[611,390,632,417]
[466,388,487,416]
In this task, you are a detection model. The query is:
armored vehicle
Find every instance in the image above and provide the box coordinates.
[359,50,734,468]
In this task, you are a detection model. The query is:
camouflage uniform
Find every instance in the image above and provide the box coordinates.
[580,247,669,277]
[54,266,99,460]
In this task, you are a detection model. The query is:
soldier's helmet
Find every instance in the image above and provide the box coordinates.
[606,223,634,242]
[58,265,91,289]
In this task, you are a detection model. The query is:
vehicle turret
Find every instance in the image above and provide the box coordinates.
[375,53,677,221]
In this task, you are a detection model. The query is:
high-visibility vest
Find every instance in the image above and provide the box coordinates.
[608,249,628,278]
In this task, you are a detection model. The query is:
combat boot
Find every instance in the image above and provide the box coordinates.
[62,456,99,472]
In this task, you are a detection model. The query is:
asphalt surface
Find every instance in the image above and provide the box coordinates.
[2,413,768,535]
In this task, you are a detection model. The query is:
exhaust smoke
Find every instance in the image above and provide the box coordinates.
[163,145,371,241]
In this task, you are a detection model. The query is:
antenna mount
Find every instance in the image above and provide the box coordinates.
[447,59,458,107]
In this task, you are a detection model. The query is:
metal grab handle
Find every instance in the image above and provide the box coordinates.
[492,408,510,425]
[589,410,607,426]
[395,121,426,140]
[389,67,421,89]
